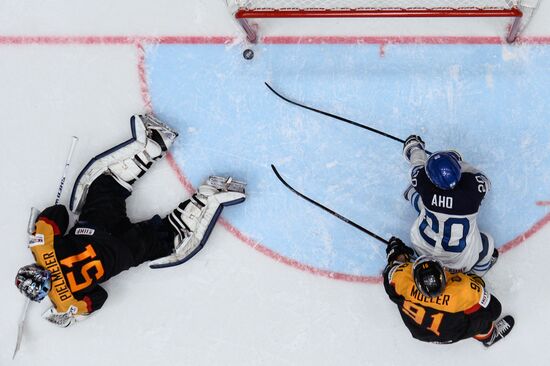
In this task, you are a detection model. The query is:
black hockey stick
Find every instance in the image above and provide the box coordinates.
[265,82,406,144]
[271,164,389,245]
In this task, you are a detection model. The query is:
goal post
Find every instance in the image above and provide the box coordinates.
[225,0,540,43]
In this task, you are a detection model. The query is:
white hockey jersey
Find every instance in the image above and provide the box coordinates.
[407,149,493,273]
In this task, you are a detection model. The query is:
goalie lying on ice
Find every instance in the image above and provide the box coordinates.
[14,114,246,327]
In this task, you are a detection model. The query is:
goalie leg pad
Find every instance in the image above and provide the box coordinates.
[149,177,246,269]
[70,114,178,213]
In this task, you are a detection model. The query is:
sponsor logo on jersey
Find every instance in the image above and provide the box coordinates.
[75,228,95,236]
[28,233,45,247]
[479,287,491,308]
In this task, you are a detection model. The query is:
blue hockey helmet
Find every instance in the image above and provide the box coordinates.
[15,264,52,302]
[426,151,462,190]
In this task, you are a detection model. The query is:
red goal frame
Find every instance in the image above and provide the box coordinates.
[232,6,524,43]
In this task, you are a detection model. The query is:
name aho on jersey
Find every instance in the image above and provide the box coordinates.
[431,194,453,209]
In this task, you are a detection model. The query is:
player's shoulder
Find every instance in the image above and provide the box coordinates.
[444,273,490,312]
[390,268,489,313]
[387,262,414,293]
[459,162,490,187]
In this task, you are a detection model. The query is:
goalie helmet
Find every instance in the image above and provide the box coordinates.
[426,151,462,190]
[15,264,52,302]
[412,256,446,298]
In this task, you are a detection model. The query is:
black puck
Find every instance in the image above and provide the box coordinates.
[243,49,254,60]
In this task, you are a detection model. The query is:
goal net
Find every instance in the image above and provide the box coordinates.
[226,0,531,43]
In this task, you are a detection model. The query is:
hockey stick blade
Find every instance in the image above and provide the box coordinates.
[13,207,40,359]
[13,298,30,359]
[271,164,389,245]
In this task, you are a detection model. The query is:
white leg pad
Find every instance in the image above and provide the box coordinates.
[70,115,178,213]
[149,180,246,269]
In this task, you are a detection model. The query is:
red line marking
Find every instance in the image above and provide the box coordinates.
[261,35,550,45]
[136,42,153,113]
[0,35,234,45]
[163,152,382,284]
[1,35,550,45]
[500,211,550,254]
[537,201,550,206]
[219,218,382,284]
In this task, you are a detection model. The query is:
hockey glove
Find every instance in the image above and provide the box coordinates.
[386,237,414,263]
[403,135,425,162]
[42,306,90,328]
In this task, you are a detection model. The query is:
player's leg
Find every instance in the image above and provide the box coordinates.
[469,233,497,276]
[112,215,174,269]
[469,296,515,347]
[149,176,246,268]
[70,114,178,213]
[77,174,132,233]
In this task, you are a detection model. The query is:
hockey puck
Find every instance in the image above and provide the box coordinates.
[243,49,254,60]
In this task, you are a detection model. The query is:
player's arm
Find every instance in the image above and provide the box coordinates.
[403,135,428,168]
[36,204,69,237]
[383,237,414,301]
[42,285,108,327]
[32,205,69,250]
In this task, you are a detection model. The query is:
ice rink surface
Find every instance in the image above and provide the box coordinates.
[1,1,550,365]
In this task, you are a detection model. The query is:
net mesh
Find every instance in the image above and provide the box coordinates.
[229,0,518,10]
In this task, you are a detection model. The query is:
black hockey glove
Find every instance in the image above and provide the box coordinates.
[386,237,414,263]
[403,135,425,161]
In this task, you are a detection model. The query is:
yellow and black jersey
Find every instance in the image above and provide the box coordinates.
[30,205,106,316]
[30,205,131,316]
[383,261,501,343]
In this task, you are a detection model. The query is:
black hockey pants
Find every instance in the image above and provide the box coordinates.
[76,174,173,272]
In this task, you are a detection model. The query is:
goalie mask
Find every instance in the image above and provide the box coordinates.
[15,264,52,302]
[426,151,462,190]
[412,256,446,298]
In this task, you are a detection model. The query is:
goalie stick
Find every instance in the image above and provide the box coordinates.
[265,82,432,154]
[13,136,79,360]
[271,164,388,245]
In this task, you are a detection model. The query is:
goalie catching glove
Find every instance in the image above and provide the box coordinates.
[42,305,90,328]
[150,176,246,269]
